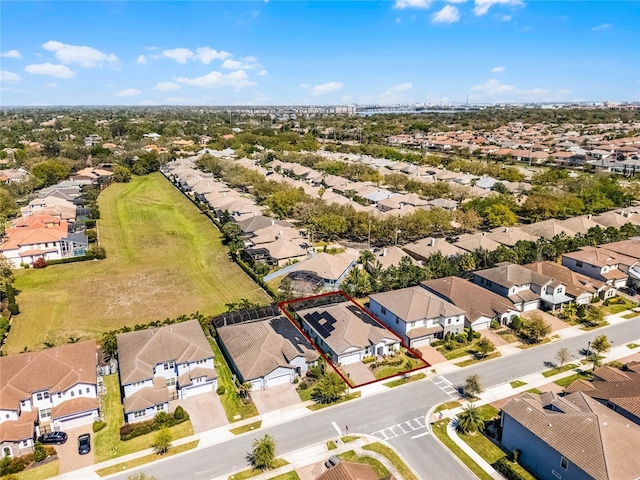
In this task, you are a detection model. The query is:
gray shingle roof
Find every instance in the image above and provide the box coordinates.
[370,286,465,323]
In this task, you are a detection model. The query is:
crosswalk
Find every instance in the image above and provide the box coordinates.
[371,417,430,441]
[431,375,460,398]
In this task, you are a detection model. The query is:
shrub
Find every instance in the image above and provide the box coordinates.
[85,219,96,229]
[119,410,188,441]
[473,331,481,339]
[430,340,444,347]
[490,319,500,329]
[216,386,226,395]
[298,381,308,391]
[32,258,47,269]
[33,442,46,462]
[153,411,170,426]
[492,458,528,480]
[93,420,107,433]
[455,333,467,344]
[362,356,376,364]
[510,316,523,331]
[89,246,107,259]
[173,406,187,420]
[86,229,98,243]
[20,263,29,269]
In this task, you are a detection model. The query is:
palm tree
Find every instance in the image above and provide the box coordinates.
[456,404,485,435]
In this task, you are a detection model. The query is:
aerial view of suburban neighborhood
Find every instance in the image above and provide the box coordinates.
[1,1,639,480]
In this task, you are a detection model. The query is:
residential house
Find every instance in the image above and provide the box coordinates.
[486,227,538,247]
[500,391,640,480]
[561,246,636,293]
[564,362,640,425]
[244,237,308,267]
[117,320,217,423]
[296,301,400,365]
[421,276,518,330]
[473,262,573,312]
[286,252,357,290]
[453,233,502,253]
[364,246,421,271]
[369,286,465,347]
[521,219,578,240]
[316,462,380,480]
[592,210,640,229]
[426,198,458,211]
[524,261,602,304]
[402,237,466,261]
[558,215,602,235]
[598,239,640,287]
[217,316,319,390]
[0,341,99,458]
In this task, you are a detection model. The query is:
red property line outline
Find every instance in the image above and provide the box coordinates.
[278,291,430,389]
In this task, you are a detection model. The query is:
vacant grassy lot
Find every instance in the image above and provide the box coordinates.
[6,173,270,353]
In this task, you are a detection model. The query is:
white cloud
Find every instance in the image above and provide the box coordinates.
[221,57,260,70]
[592,23,612,31]
[470,79,570,101]
[0,70,21,83]
[558,89,571,95]
[154,81,180,92]
[432,5,460,23]
[395,0,431,9]
[174,70,256,90]
[311,82,344,95]
[491,66,506,73]
[379,82,413,102]
[470,79,516,95]
[137,55,147,65]
[162,48,194,64]
[42,40,118,67]
[474,0,522,16]
[0,50,22,59]
[114,88,142,97]
[257,69,268,76]
[140,100,158,105]
[45,82,58,88]
[500,14,512,21]
[341,95,353,102]
[196,47,231,64]
[24,63,76,79]
[447,0,467,3]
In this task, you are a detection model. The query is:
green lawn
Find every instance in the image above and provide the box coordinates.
[384,372,426,388]
[430,421,493,480]
[602,297,638,315]
[510,380,527,388]
[228,459,289,480]
[434,401,462,413]
[362,442,419,480]
[526,388,543,395]
[95,440,199,477]
[230,421,262,435]
[627,343,640,349]
[208,336,259,422]
[541,363,578,378]
[579,320,610,331]
[337,450,390,479]
[459,431,505,465]
[554,371,593,388]
[455,351,501,367]
[11,460,59,480]
[622,312,640,319]
[516,337,551,349]
[372,349,426,379]
[268,472,300,480]
[6,173,270,354]
[307,392,361,411]
[94,374,194,462]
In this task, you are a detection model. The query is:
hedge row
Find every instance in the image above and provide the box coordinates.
[119,410,189,441]
[492,458,530,480]
[0,446,56,476]
[232,253,278,300]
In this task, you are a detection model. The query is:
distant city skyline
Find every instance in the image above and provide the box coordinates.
[1,1,638,106]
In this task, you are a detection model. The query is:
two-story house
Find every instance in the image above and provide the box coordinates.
[368,286,465,347]
[473,262,573,313]
[562,246,637,294]
[116,320,217,424]
[0,341,99,458]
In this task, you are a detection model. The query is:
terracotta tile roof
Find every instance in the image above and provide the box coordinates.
[0,410,37,442]
[563,246,637,269]
[315,462,379,480]
[117,320,214,385]
[217,316,319,382]
[0,341,97,410]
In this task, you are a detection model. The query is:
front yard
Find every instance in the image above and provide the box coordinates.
[94,374,194,462]
[368,349,425,379]
[602,296,638,315]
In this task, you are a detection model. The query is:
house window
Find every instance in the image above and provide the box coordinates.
[447,318,451,325]
[395,316,399,324]
[43,392,49,399]
[133,410,146,419]
[86,388,90,393]
[78,389,82,395]
[381,306,387,315]
[163,362,175,370]
[560,457,568,470]
[165,377,176,387]
[5,414,8,419]
[36,393,43,401]
[576,261,583,268]
[487,280,492,287]
[70,391,75,397]
[40,408,51,419]
[21,401,26,406]
[58,393,62,398]
[156,405,164,412]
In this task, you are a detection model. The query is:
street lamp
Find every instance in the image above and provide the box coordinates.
[586,341,591,357]
[395,229,401,246]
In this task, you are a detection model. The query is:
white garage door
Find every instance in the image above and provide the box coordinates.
[266,373,291,387]
[182,383,214,398]
[57,412,94,430]
[472,320,490,331]
[411,337,432,348]
[339,352,362,365]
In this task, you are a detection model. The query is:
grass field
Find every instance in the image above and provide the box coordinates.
[5,173,270,353]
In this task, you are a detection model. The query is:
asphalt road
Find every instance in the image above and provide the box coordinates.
[112,317,640,480]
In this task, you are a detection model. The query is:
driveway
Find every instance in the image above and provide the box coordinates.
[341,362,376,385]
[251,383,301,414]
[55,425,94,474]
[523,309,570,333]
[171,391,228,433]
[416,344,447,365]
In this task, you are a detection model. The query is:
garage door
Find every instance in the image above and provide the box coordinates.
[57,412,94,430]
[411,337,432,348]
[265,373,291,387]
[472,320,490,331]
[339,352,362,365]
[182,383,214,398]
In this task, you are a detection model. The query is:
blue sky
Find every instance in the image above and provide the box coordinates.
[1,1,638,106]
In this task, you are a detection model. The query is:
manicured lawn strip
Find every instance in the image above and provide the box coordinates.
[383,373,426,388]
[7,173,270,354]
[458,432,505,465]
[554,371,593,388]
[516,337,551,349]
[94,374,193,462]
[428,422,492,480]
[627,343,640,349]
[541,363,578,378]
[12,460,59,480]
[327,440,337,450]
[362,442,419,480]
[510,380,527,388]
[337,450,390,479]
[208,336,259,422]
[622,312,640,319]
[341,436,360,443]
[95,440,199,477]
[602,298,638,315]
[230,421,262,435]
[229,459,289,480]
[476,405,500,420]
[267,472,300,480]
[455,352,501,367]
[495,330,519,343]
[435,401,462,413]
[307,392,361,411]
[526,388,543,394]
[579,321,610,331]
[372,350,425,379]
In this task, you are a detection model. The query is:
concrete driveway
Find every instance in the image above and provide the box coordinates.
[171,391,228,433]
[523,309,570,333]
[55,425,94,474]
[251,383,301,414]
[416,344,447,365]
[341,362,376,385]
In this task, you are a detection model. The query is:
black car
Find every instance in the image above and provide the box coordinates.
[77,433,91,455]
[37,431,68,445]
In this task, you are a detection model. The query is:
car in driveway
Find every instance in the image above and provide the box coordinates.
[77,433,91,455]
[37,431,68,445]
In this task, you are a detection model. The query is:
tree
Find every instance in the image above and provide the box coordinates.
[462,374,483,398]
[0,189,17,220]
[5,281,18,315]
[113,165,132,183]
[475,338,496,358]
[591,335,611,355]
[310,372,347,404]
[555,347,570,367]
[237,381,252,401]
[485,203,517,227]
[524,313,551,343]
[342,267,372,297]
[151,426,172,455]
[0,255,14,283]
[31,160,72,187]
[588,350,603,371]
[248,434,276,471]
[33,441,46,462]
[561,302,577,323]
[585,306,604,327]
[456,404,485,435]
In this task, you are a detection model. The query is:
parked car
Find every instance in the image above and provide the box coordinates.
[77,433,91,455]
[325,455,341,468]
[37,431,68,445]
